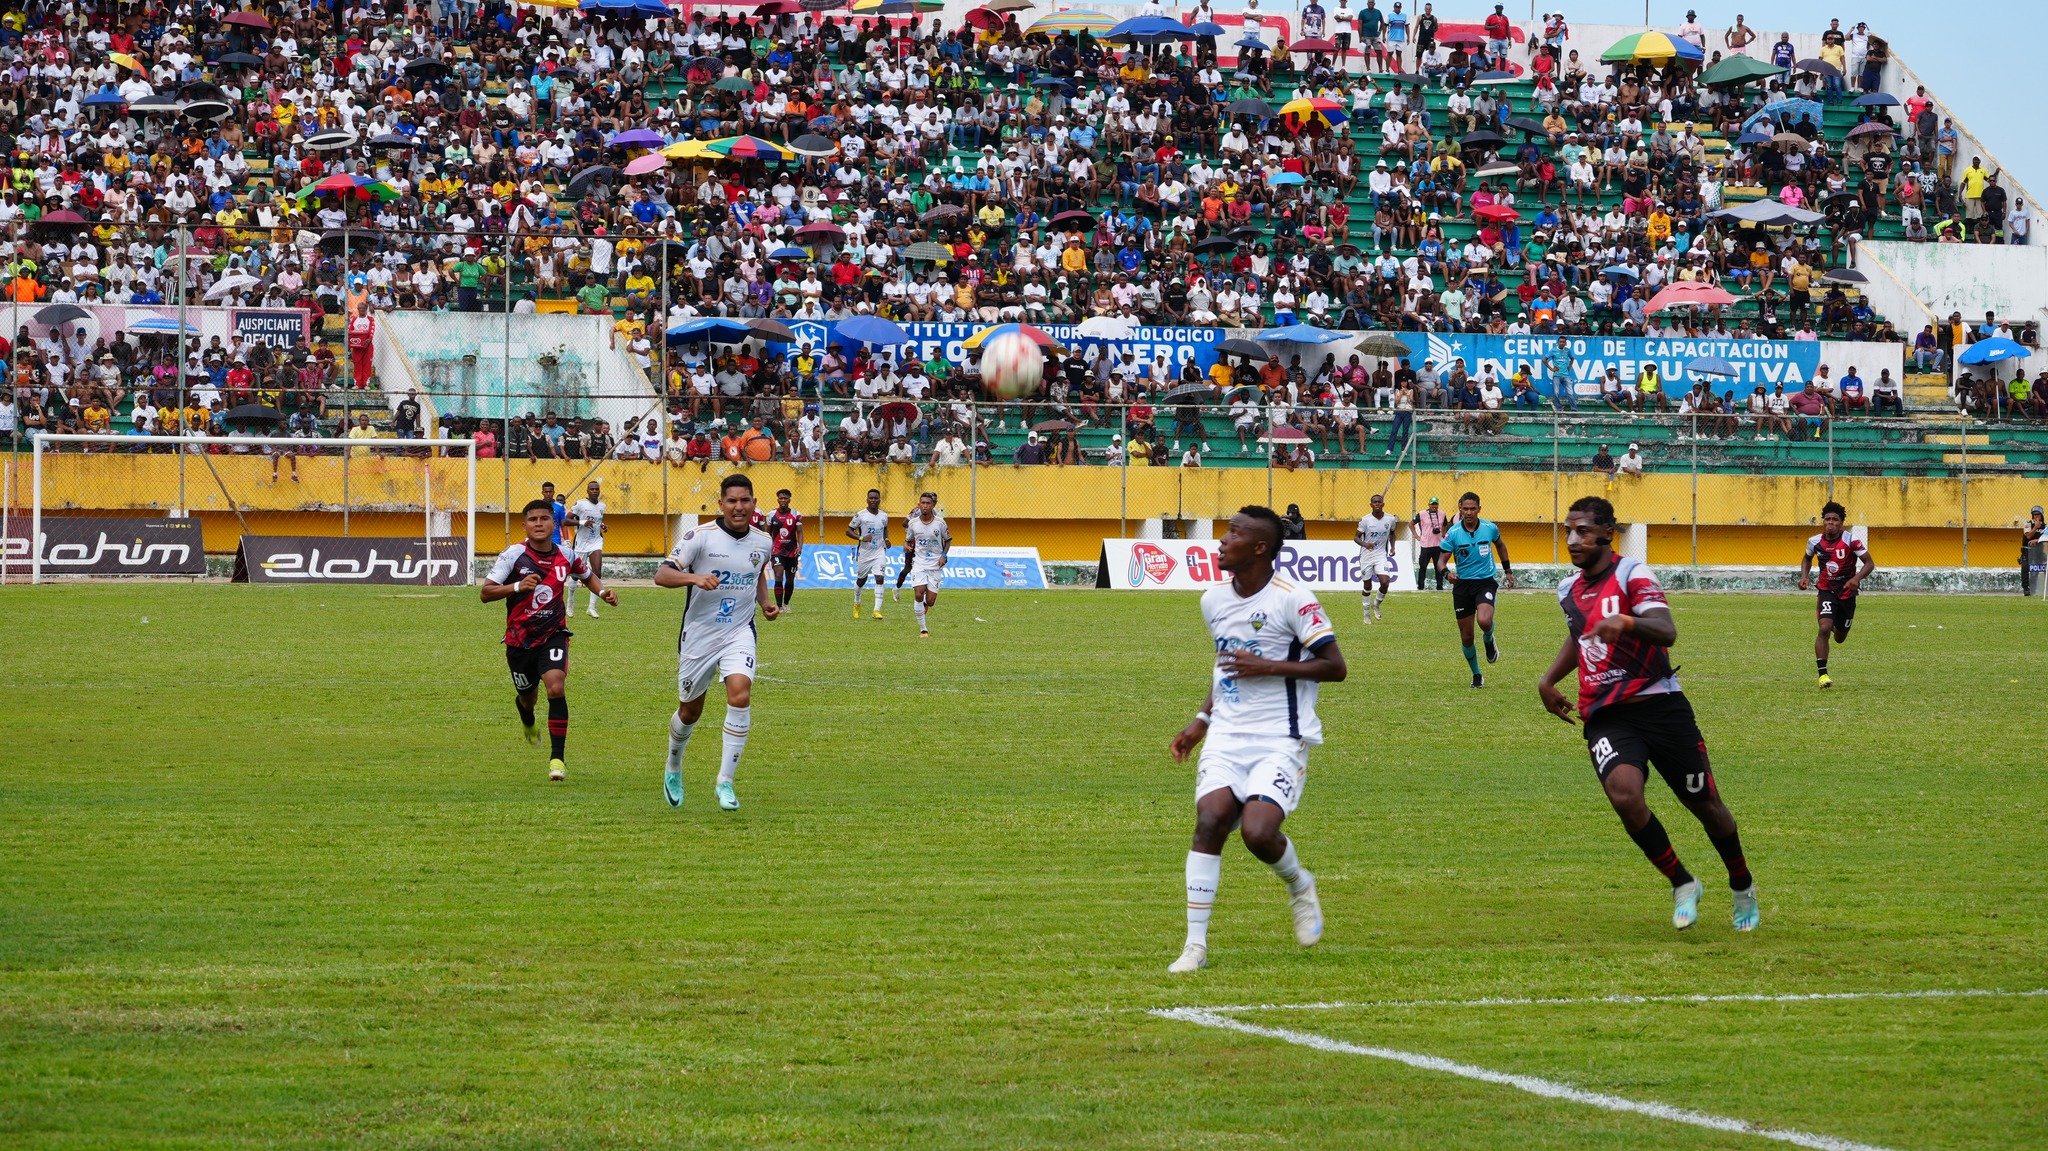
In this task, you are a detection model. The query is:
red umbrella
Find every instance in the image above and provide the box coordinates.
[963,6,1005,28]
[1258,426,1311,444]
[1645,283,1738,313]
[872,400,922,428]
[754,0,802,12]
[1289,37,1337,52]
[36,209,88,225]
[223,11,270,28]
[794,220,845,239]
[1473,204,1521,223]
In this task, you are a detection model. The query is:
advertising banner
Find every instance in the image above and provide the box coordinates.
[0,516,205,576]
[759,320,1225,377]
[1099,538,1417,592]
[796,544,1047,590]
[232,536,469,585]
[1377,333,1825,399]
[232,309,310,350]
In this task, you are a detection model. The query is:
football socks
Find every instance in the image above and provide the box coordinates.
[1185,850,1220,949]
[718,706,750,785]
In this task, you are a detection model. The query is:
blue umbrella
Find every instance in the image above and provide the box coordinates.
[1736,129,1772,146]
[1267,171,1307,186]
[82,90,126,107]
[1601,265,1639,279]
[1105,14,1199,42]
[1032,76,1075,90]
[1957,337,2031,366]
[1743,98,1822,136]
[768,246,809,259]
[1188,21,1225,36]
[1234,35,1267,50]
[1854,92,1899,107]
[666,317,755,345]
[808,115,839,128]
[836,315,911,346]
[1254,324,1349,344]
[1685,355,1740,379]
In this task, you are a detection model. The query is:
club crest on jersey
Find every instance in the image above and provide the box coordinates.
[750,550,765,566]
[1129,542,1176,586]
[531,584,555,608]
[1249,611,1267,630]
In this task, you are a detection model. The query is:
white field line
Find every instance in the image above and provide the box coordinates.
[1154,1006,1903,1151]
[1192,986,2048,1014]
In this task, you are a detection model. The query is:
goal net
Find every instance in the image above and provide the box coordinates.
[6,434,476,585]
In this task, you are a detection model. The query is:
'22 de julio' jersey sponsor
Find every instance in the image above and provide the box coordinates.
[1558,556,1680,718]
[1201,576,1337,744]
[487,541,591,648]
[1804,532,1868,595]
[905,513,950,569]
[664,522,771,650]
[849,509,890,555]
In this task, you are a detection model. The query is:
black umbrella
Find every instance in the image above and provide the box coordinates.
[219,51,264,68]
[1218,338,1271,361]
[1821,267,1868,284]
[748,318,796,341]
[646,239,692,263]
[129,93,183,114]
[1794,58,1841,78]
[1227,97,1273,118]
[223,403,285,426]
[1391,73,1429,85]
[1050,210,1097,228]
[404,59,450,80]
[566,165,618,196]
[1504,116,1551,135]
[789,133,837,156]
[305,129,358,151]
[1226,225,1263,242]
[316,228,372,251]
[181,81,227,99]
[801,0,847,10]
[1193,236,1235,253]
[371,133,416,149]
[34,303,92,326]
[1461,130,1507,148]
[183,98,233,121]
[1159,381,1217,402]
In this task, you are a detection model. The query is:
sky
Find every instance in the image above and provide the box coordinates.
[1525,1,2045,199]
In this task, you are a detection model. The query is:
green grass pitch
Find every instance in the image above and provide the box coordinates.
[1,583,2043,1149]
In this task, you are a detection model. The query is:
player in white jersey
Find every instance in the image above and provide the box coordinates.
[845,487,892,619]
[903,491,951,637]
[1354,492,1400,623]
[654,474,780,812]
[1167,506,1347,973]
[568,480,607,618]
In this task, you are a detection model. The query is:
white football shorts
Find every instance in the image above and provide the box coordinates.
[678,633,757,701]
[911,563,944,591]
[1361,554,1398,581]
[855,549,887,580]
[1195,733,1310,815]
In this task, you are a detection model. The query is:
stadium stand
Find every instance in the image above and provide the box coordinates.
[2,1,2044,482]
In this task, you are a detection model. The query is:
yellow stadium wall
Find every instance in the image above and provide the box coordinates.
[8,455,2037,568]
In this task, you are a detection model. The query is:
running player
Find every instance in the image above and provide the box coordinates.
[481,499,619,782]
[1354,492,1400,622]
[846,488,891,619]
[1797,501,1874,689]
[754,488,804,612]
[1538,496,1759,932]
[1443,491,1515,687]
[656,474,779,812]
[567,480,606,618]
[904,492,950,637]
[1167,505,1344,973]
[1411,496,1448,590]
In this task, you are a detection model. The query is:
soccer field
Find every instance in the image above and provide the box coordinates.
[2,584,2044,1149]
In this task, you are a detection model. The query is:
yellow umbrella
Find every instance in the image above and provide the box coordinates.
[515,0,580,7]
[662,139,715,158]
[109,51,144,71]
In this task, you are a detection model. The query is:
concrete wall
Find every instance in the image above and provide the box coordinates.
[14,454,2042,568]
[373,312,660,437]
[1860,240,2048,338]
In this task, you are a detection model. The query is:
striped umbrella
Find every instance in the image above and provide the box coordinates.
[702,135,795,160]
[1278,96,1347,128]
[1026,9,1115,34]
[1600,30,1704,63]
[963,323,1059,351]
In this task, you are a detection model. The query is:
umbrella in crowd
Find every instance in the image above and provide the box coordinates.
[919,204,965,221]
[81,90,124,108]
[1159,381,1217,402]
[1847,122,1894,140]
[963,323,1057,350]
[794,220,846,241]
[219,51,264,67]
[204,272,263,300]
[1645,283,1738,313]
[1475,162,1518,178]
[666,317,755,344]
[183,99,233,121]
[1193,236,1235,253]
[788,133,838,156]
[305,129,358,151]
[1461,130,1508,149]
[108,51,143,71]
[565,165,618,196]
[1050,210,1098,229]
[371,133,417,149]
[34,303,91,325]
[749,318,797,341]
[1855,92,1900,107]
[1957,337,2030,366]
[1437,33,1485,50]
[623,153,668,176]
[1026,10,1115,33]
[836,315,910,346]
[1473,204,1521,223]
[1254,324,1349,344]
[222,11,270,28]
[904,241,953,262]
[1289,38,1337,53]
[704,135,795,160]
[1259,426,1311,444]
[128,93,182,114]
[1189,21,1226,36]
[1700,55,1784,85]
[768,246,810,260]
[1076,315,1137,339]
[609,127,666,149]
[1355,333,1414,359]
[1601,264,1640,279]
[1601,30,1704,63]
[1104,14,1199,42]
[1278,96,1346,128]
[1821,268,1869,285]
[1684,355,1741,379]
[296,174,398,201]
[1227,97,1274,118]
[222,404,285,426]
[1031,418,1076,433]
[1795,58,1842,78]
[130,317,203,334]
[1217,339,1272,361]
[1267,171,1306,186]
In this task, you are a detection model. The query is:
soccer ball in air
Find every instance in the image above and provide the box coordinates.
[979,331,1045,399]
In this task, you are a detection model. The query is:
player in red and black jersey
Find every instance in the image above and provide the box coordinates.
[1798,501,1875,689]
[1538,496,1759,933]
[752,488,805,611]
[481,499,618,782]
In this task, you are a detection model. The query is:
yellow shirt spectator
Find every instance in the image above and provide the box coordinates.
[1960,164,1989,200]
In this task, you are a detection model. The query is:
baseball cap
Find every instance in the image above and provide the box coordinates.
[1428,496,1439,505]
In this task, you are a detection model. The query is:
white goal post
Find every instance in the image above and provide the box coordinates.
[15,434,477,585]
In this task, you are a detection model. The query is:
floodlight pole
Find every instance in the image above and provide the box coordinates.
[176,224,188,512]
